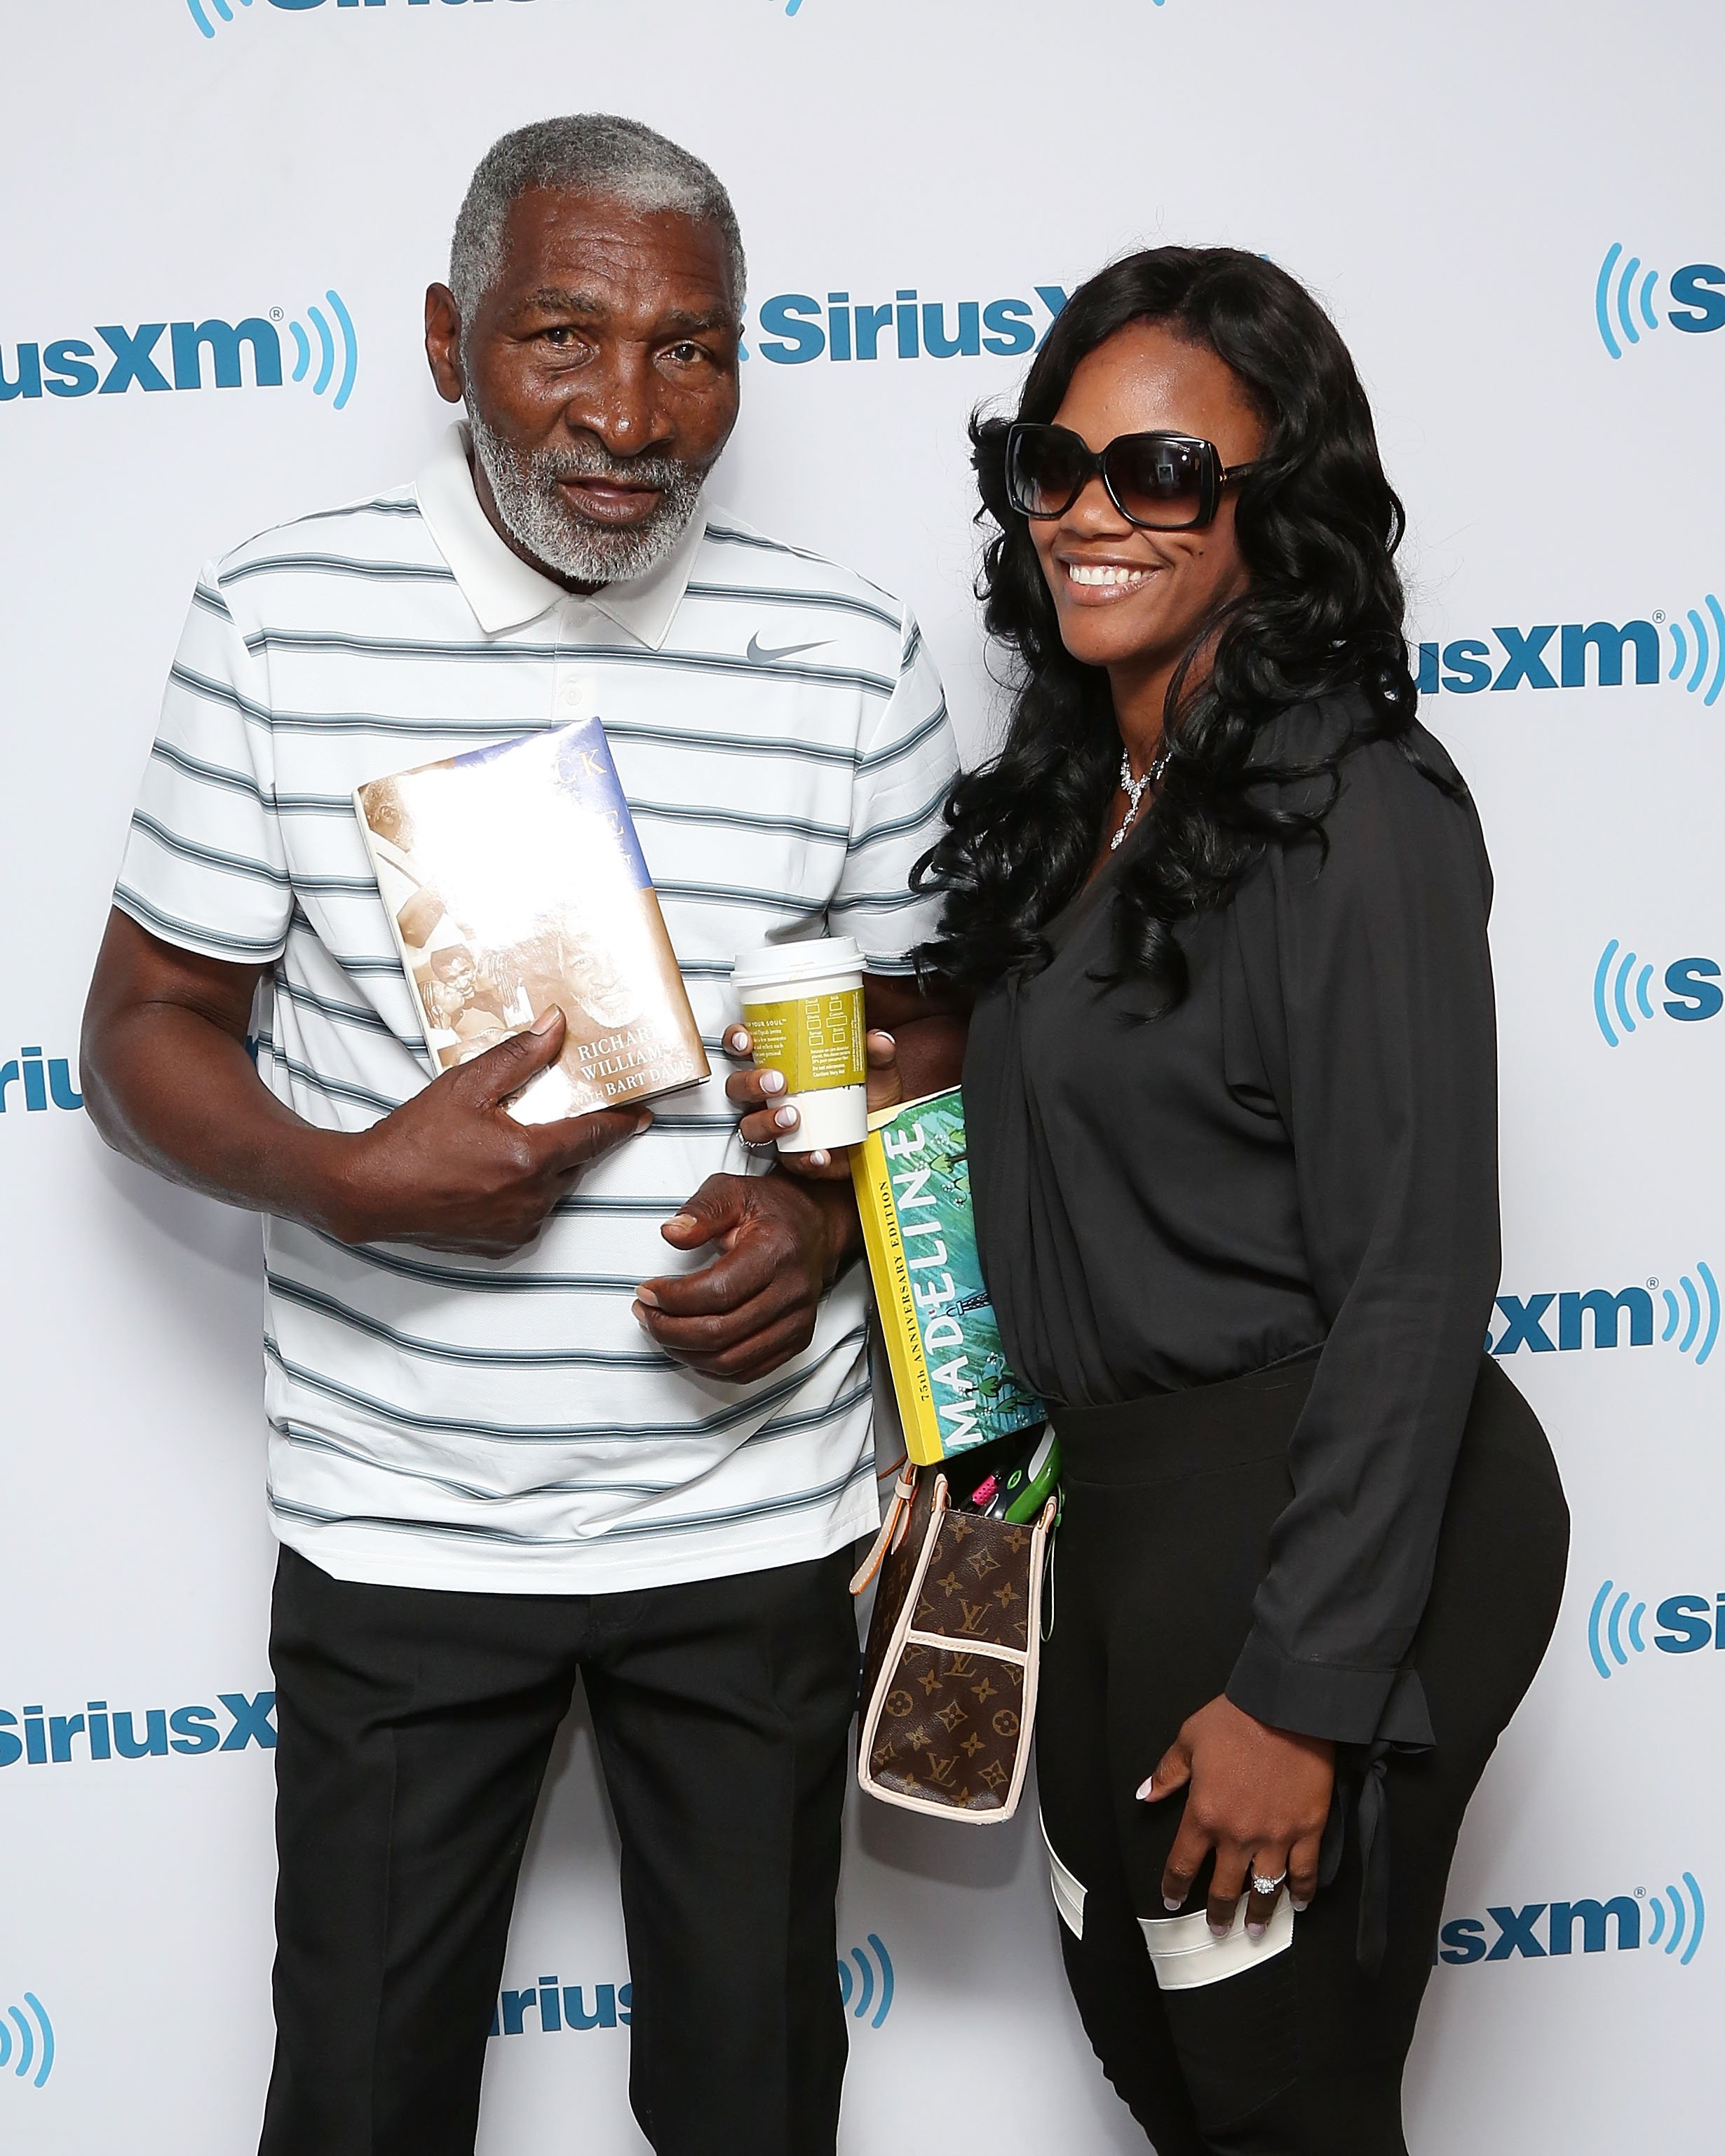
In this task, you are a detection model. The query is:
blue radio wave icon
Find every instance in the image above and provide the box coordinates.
[1646,1873,1706,1964]
[1593,938,1655,1045]
[1588,1578,1649,1679]
[185,0,252,38]
[1665,595,1725,706]
[285,292,358,412]
[1596,243,1662,360]
[0,1993,54,2089]
[1660,1263,1719,1362]
[836,1934,893,2028]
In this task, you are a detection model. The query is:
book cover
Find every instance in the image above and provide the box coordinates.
[354,717,710,1125]
[851,1087,1046,1465]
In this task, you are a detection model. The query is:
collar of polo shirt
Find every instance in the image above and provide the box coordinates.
[414,423,707,651]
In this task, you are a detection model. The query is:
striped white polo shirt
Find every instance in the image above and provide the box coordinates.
[115,425,958,1594]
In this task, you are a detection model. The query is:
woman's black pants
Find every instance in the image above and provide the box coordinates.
[1036,1355,1568,2155]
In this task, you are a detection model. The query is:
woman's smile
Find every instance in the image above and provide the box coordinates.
[1055,553,1165,602]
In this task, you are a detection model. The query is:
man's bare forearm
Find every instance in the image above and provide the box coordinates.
[889,1010,968,1106]
[83,982,356,1234]
[83,909,654,1257]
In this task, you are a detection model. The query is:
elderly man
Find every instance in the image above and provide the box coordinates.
[81,115,960,2156]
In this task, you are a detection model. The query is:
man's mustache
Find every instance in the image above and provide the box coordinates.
[528,440,698,492]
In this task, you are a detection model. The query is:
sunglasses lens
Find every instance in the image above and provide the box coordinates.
[1107,437,1207,527]
[1006,427,1090,517]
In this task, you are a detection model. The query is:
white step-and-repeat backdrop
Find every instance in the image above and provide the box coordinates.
[3,2,1720,2148]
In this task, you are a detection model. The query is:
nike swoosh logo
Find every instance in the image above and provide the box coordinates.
[745,632,832,665]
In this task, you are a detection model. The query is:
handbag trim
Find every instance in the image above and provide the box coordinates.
[855,1489,1056,1825]
[848,1460,919,1596]
[900,1627,1029,1667]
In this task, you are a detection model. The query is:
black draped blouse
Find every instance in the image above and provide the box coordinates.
[963,693,1499,1746]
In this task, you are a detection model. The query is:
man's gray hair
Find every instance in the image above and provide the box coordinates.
[449,114,745,325]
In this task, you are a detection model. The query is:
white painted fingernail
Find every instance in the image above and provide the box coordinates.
[1291,1897,1311,1914]
[1163,1895,1183,1912]
[760,1069,785,1094]
[1136,1777,1155,1801]
[1208,1921,1229,1938]
[1247,1921,1266,1940]
[732,1029,752,1052]
[774,1106,799,1130]
[809,1149,830,1167]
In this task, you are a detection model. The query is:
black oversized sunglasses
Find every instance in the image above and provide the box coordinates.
[1003,421,1260,531]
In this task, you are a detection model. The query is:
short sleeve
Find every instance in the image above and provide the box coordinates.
[829,610,959,975]
[114,568,292,964]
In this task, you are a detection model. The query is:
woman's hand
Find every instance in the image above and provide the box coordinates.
[722,1023,905,1178]
[1140,1694,1334,1939]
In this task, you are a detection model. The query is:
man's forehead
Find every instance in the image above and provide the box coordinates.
[493,186,735,306]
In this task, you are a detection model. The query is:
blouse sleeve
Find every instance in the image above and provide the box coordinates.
[1224,723,1499,1745]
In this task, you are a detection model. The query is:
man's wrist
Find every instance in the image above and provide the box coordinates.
[777,1167,862,1286]
[292,1124,387,1244]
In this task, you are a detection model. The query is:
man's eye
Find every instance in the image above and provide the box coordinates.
[665,342,708,365]
[540,326,581,348]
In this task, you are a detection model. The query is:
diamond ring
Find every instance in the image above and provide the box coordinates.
[1250,1870,1287,1897]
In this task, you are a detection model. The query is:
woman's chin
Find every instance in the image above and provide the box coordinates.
[1057,610,1175,672]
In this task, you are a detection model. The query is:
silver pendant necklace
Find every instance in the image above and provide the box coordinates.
[1111,745,1168,850]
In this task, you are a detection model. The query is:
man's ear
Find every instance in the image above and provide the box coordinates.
[424,284,466,405]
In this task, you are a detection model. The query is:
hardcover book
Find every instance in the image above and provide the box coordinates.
[851,1087,1046,1465]
[354,716,709,1125]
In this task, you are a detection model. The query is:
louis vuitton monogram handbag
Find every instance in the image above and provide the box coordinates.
[849,1461,1059,1822]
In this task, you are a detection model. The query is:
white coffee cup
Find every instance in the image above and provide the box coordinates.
[731,938,869,1153]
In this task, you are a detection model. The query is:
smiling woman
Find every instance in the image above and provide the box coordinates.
[912,249,1570,2155]
[921,248,1429,998]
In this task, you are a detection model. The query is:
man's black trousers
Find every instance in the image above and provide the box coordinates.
[257,1542,859,2156]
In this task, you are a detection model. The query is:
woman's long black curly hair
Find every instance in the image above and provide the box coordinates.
[914,245,1435,1008]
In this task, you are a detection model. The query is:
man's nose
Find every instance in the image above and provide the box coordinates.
[564,347,666,459]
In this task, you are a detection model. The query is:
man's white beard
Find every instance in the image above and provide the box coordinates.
[468,409,708,585]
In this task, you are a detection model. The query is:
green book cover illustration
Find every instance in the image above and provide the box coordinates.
[852,1087,1046,1464]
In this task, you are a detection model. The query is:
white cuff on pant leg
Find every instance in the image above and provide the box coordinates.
[1138,1898,1294,1988]
[1041,1815,1088,1940]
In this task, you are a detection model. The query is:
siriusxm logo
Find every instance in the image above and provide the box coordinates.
[1588,1579,1725,1678]
[1592,942,1724,1046]
[745,285,1067,365]
[1595,243,1725,359]
[0,1993,53,2091]
[1489,1270,1719,1364]
[488,1937,893,2039]
[1415,604,1724,703]
[1438,1874,1705,1967]
[3,292,357,412]
[0,1047,81,1114]
[837,1933,894,2028]
[0,1690,276,1767]
[489,1977,632,2038]
[187,0,534,39]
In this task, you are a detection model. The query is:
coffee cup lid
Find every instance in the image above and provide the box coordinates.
[731,937,865,991]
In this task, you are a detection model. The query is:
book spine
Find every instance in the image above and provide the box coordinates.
[851,1132,946,1464]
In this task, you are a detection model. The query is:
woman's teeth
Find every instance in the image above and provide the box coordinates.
[1064,562,1154,590]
